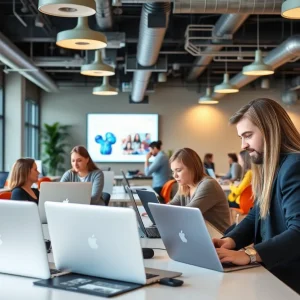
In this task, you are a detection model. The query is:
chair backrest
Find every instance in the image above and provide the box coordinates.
[37,177,52,189]
[160,179,177,203]
[239,185,253,214]
[102,192,111,206]
[0,191,12,200]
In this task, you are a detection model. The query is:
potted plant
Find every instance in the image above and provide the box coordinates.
[41,122,70,175]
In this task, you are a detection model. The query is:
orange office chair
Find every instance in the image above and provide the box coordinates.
[37,177,52,189]
[0,191,12,200]
[230,185,254,224]
[160,179,177,203]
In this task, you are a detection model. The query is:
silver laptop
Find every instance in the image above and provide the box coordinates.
[102,171,114,194]
[45,202,181,284]
[148,203,260,272]
[0,201,59,279]
[38,182,92,223]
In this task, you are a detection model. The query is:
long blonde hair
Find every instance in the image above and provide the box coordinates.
[230,98,300,218]
[169,148,206,196]
[9,158,35,189]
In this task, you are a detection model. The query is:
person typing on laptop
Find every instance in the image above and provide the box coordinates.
[10,158,40,204]
[213,98,300,295]
[169,148,231,233]
[60,146,105,205]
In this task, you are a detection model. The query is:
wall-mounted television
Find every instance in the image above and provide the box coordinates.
[87,114,159,162]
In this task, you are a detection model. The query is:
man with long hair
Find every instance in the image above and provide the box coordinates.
[213,98,300,294]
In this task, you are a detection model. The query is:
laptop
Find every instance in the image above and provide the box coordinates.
[0,171,9,188]
[102,171,114,194]
[45,202,181,285]
[38,182,92,223]
[136,190,160,225]
[121,169,148,193]
[148,203,260,272]
[0,201,67,279]
[126,186,160,238]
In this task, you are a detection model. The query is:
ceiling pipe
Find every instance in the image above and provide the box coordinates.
[0,31,59,93]
[187,14,249,81]
[95,0,113,31]
[131,3,171,102]
[212,36,300,100]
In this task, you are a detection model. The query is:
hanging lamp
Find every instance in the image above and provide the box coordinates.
[38,0,96,17]
[198,88,219,104]
[281,0,300,19]
[93,77,118,95]
[56,17,107,50]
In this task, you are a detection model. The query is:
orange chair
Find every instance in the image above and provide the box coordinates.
[37,177,52,189]
[160,179,177,203]
[230,185,254,223]
[0,191,12,200]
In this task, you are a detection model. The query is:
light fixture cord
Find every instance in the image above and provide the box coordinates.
[257,15,260,50]
[225,47,227,73]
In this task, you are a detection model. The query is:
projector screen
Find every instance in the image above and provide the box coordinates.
[87,114,159,162]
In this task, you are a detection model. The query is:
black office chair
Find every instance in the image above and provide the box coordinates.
[102,192,111,206]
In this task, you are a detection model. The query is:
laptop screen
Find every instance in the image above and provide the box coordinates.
[121,170,131,187]
[0,172,9,188]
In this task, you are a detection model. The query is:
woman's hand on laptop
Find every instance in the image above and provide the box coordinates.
[216,248,250,266]
[212,237,236,249]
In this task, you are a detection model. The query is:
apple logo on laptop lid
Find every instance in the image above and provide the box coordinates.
[179,230,187,243]
[62,198,69,203]
[88,234,98,249]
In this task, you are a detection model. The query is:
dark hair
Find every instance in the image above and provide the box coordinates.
[134,134,141,143]
[10,158,36,189]
[71,145,99,172]
[149,140,162,150]
[204,153,213,164]
[228,153,238,163]
[123,142,133,151]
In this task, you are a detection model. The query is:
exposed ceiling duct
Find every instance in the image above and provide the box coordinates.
[187,14,249,81]
[0,31,59,93]
[95,0,113,31]
[131,3,171,102]
[173,0,282,14]
[212,36,300,100]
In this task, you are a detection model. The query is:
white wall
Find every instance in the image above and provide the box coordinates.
[41,85,300,175]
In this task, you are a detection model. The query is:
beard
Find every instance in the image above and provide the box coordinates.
[249,151,264,165]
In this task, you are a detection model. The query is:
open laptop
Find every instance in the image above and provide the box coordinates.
[148,203,260,273]
[136,190,160,225]
[0,201,67,279]
[121,169,148,193]
[0,171,9,188]
[38,182,92,223]
[45,202,181,285]
[102,170,114,194]
[126,186,160,238]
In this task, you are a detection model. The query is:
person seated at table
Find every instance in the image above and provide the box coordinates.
[169,148,231,233]
[10,158,40,204]
[222,153,242,183]
[228,150,252,209]
[60,145,104,205]
[203,153,215,172]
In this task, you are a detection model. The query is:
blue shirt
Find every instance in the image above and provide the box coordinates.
[145,151,170,188]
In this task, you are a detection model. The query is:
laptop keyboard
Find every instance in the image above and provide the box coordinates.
[145,227,160,238]
[146,273,159,279]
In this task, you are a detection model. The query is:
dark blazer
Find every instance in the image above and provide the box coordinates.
[226,153,300,294]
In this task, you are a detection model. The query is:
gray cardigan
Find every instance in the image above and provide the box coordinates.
[60,169,104,206]
[169,176,231,233]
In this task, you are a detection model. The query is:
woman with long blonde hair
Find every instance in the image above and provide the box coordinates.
[169,148,231,233]
[213,98,300,294]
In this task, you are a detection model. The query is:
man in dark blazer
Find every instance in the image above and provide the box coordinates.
[213,98,300,294]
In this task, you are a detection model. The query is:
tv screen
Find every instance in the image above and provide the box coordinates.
[87,114,159,162]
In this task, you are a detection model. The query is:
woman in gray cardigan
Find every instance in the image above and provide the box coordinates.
[60,145,104,205]
[169,148,231,233]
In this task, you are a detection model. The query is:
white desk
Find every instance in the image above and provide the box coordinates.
[0,237,299,300]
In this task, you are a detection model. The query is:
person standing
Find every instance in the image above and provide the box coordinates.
[213,98,300,294]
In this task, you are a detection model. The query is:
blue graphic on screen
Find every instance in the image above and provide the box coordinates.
[95,132,117,155]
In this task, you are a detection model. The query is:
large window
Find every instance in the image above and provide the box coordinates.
[0,70,4,171]
[24,99,40,159]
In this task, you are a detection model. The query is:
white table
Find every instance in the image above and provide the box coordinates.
[0,236,299,300]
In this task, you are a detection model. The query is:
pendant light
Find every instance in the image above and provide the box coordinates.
[198,87,219,104]
[56,17,107,50]
[81,50,115,76]
[214,51,239,93]
[282,0,300,19]
[93,77,118,96]
[242,16,274,76]
[38,0,96,17]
